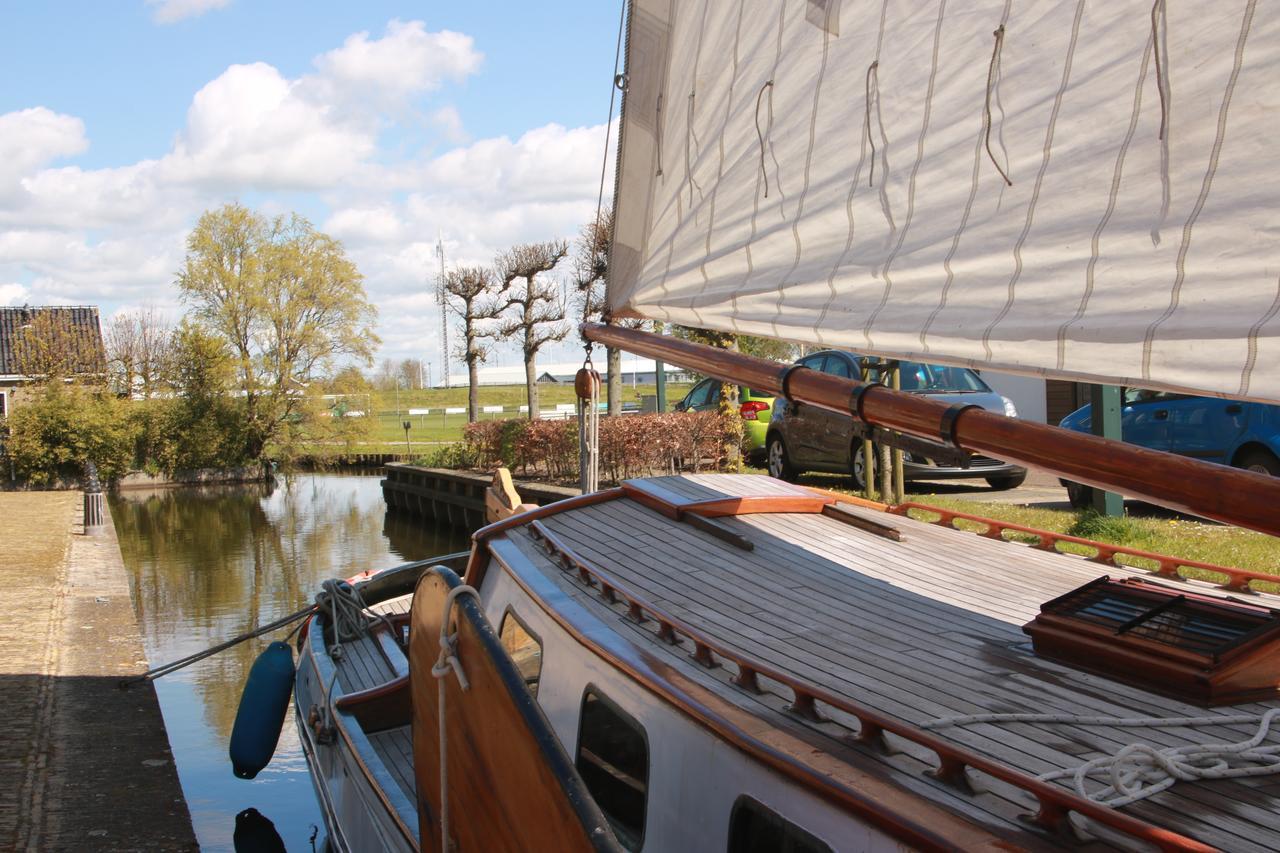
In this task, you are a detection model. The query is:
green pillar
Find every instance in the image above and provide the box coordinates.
[1090,384,1124,517]
[655,359,667,412]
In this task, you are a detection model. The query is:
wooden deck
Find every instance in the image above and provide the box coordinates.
[503,474,1280,851]
[333,596,415,803]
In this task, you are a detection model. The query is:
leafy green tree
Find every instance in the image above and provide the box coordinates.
[176,203,378,461]
[5,383,135,484]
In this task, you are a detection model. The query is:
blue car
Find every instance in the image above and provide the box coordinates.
[1058,390,1280,507]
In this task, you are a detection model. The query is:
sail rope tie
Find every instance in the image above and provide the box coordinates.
[117,602,317,688]
[865,61,879,187]
[754,80,774,197]
[1150,0,1168,140]
[655,92,665,177]
[984,25,1013,186]
[430,579,481,853]
[925,709,1280,808]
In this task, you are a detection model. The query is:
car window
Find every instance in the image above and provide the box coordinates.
[684,379,716,408]
[898,362,990,392]
[798,354,827,372]
[1123,388,1180,406]
[822,355,852,379]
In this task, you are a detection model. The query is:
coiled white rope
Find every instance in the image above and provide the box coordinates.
[926,708,1280,808]
[431,581,480,853]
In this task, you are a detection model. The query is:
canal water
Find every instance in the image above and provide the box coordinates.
[110,473,470,851]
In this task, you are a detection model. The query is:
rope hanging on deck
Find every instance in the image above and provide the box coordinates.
[430,577,481,853]
[927,709,1280,809]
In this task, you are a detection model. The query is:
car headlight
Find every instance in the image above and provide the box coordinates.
[1002,397,1018,418]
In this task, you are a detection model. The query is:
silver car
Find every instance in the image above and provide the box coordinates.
[765,350,1027,490]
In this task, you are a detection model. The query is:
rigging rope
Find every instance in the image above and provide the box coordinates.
[984,25,1014,186]
[926,709,1280,809]
[430,579,481,853]
[118,602,317,688]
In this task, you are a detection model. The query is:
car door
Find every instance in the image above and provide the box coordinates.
[809,352,858,469]
[1119,390,1174,453]
[781,354,829,465]
[1166,396,1246,464]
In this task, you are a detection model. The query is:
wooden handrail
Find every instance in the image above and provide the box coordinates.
[524,517,1213,852]
[582,322,1280,538]
[894,502,1278,594]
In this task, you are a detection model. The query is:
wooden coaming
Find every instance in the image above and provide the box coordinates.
[488,473,1280,852]
[409,568,620,853]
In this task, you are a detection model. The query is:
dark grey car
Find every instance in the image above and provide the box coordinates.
[764,350,1027,490]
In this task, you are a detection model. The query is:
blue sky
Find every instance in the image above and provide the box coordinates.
[0,0,624,374]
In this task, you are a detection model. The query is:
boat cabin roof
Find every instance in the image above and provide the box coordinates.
[483,473,1280,851]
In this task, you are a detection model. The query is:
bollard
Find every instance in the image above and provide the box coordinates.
[83,460,104,530]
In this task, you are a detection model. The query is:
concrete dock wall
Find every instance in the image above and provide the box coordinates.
[0,492,196,850]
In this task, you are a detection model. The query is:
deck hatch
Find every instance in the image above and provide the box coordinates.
[1025,576,1280,705]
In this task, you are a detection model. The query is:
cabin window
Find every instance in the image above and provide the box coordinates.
[576,687,648,850]
[727,796,833,853]
[499,609,542,697]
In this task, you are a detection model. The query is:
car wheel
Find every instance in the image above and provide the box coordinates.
[766,436,797,482]
[1064,480,1094,509]
[850,443,868,492]
[1236,449,1280,476]
[986,472,1027,491]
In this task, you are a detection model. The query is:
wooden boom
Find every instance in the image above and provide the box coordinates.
[582,323,1280,538]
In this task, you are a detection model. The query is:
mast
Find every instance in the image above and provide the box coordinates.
[582,322,1280,538]
[436,235,450,389]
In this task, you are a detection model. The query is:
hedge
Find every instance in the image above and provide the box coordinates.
[463,411,733,483]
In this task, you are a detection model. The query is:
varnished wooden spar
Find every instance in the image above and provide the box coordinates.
[583,323,1280,537]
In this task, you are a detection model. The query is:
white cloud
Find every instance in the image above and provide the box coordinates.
[146,0,232,25]
[0,108,88,199]
[311,20,482,112]
[0,20,611,366]
[0,282,29,306]
[161,62,375,188]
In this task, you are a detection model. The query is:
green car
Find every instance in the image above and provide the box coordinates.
[674,378,776,463]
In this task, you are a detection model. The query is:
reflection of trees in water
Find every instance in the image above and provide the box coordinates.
[110,474,471,739]
[384,508,471,560]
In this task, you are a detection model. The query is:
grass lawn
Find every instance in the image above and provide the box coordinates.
[304,382,695,448]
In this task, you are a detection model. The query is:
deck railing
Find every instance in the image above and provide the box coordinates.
[525,517,1213,853]
[894,502,1276,594]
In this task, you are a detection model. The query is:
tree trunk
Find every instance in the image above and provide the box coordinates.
[467,358,480,423]
[607,346,622,416]
[525,355,539,419]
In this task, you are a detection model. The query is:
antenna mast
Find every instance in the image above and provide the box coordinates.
[435,235,450,388]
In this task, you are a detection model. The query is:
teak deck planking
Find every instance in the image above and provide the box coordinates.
[500,474,1280,852]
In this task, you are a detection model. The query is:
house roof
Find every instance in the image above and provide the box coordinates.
[0,305,106,377]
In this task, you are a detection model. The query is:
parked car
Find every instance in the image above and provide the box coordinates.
[1057,390,1280,507]
[674,379,776,462]
[765,350,1027,490]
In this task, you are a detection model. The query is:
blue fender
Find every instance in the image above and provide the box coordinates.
[230,641,295,779]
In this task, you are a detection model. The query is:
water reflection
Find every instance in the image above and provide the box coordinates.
[110,473,470,852]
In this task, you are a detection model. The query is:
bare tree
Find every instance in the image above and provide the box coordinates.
[496,240,570,419]
[105,308,172,397]
[572,209,630,415]
[443,266,503,422]
[397,358,425,390]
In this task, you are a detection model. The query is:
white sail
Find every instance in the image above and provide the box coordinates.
[608,0,1280,404]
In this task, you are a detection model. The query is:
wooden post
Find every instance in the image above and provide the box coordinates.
[890,363,905,504]
[1089,384,1124,517]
